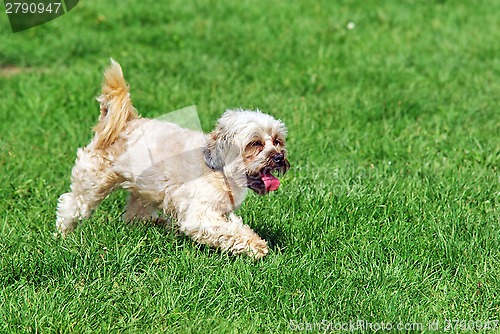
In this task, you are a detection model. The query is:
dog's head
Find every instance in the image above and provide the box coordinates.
[204,109,290,195]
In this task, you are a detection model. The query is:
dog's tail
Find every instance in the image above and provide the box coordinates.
[93,59,138,149]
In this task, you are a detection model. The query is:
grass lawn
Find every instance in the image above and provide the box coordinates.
[1,0,499,332]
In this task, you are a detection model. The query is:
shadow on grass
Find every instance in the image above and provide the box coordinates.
[254,225,286,252]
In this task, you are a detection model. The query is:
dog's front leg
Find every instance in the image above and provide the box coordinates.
[177,207,268,259]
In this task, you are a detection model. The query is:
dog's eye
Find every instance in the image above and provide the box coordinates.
[250,141,264,148]
[274,139,282,146]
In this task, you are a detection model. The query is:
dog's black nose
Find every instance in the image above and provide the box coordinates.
[273,153,284,164]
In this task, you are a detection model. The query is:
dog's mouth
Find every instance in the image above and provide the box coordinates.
[246,158,290,195]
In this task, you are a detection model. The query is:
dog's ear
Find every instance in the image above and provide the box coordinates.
[204,130,240,170]
[204,131,224,170]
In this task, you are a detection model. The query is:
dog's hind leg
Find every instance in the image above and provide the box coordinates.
[56,146,119,236]
[123,193,160,222]
[123,194,174,230]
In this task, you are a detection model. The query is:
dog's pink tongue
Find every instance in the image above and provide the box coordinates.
[261,173,280,192]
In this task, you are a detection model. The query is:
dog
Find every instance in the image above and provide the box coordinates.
[56,60,290,259]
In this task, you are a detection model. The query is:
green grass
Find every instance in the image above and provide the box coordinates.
[1,0,499,332]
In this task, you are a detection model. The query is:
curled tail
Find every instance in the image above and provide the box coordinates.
[93,59,138,149]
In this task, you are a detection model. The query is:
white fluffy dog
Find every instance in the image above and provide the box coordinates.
[56,60,290,259]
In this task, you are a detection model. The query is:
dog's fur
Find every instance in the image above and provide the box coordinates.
[56,60,289,259]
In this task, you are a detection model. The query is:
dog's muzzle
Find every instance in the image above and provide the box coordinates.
[247,154,290,195]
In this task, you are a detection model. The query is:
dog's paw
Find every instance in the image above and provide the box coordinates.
[247,237,269,260]
[220,234,268,259]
